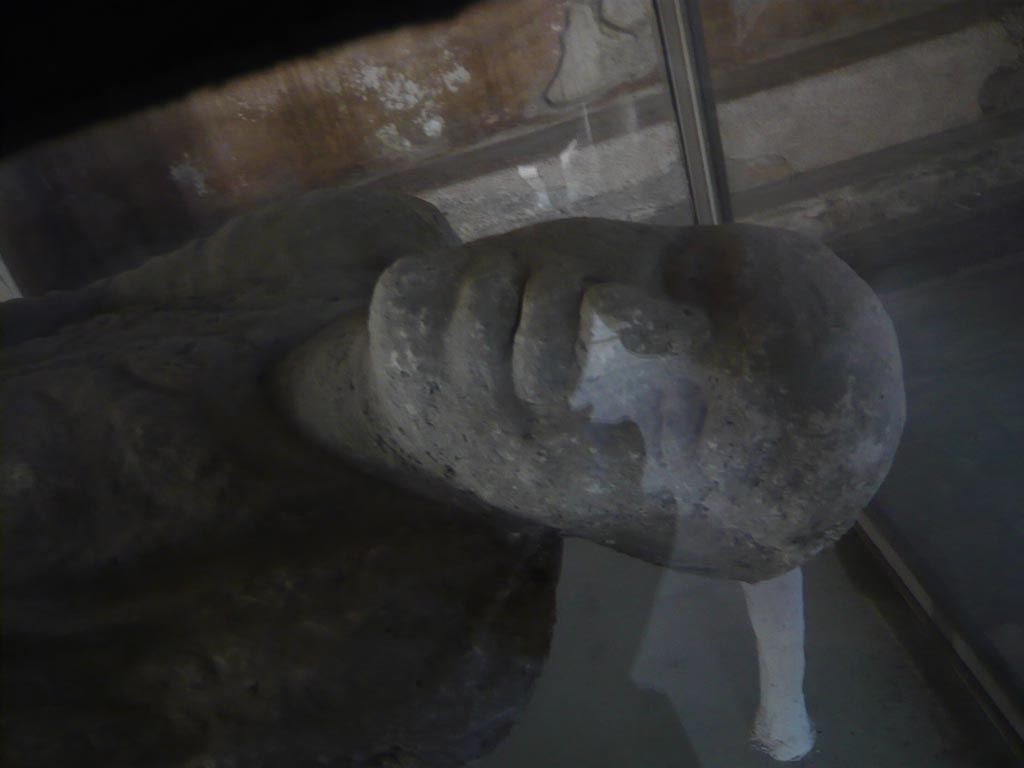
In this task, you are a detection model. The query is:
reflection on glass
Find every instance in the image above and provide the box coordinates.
[695,0,1024,753]
[407,0,697,237]
[3,0,1022,766]
[0,0,693,298]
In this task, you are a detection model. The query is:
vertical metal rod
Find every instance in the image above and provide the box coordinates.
[857,516,1024,750]
[653,0,731,225]
[0,252,22,301]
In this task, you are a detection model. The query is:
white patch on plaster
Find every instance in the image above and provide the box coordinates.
[353,65,430,111]
[441,63,471,92]
[376,124,413,152]
[351,62,457,146]
[169,154,211,197]
[420,116,445,138]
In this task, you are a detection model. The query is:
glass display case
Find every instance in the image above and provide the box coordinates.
[2,1,1022,766]
[690,0,1024,755]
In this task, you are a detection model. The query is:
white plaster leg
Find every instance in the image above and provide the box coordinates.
[741,567,815,761]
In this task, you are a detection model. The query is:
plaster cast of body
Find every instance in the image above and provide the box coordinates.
[272,206,904,761]
[6,189,904,762]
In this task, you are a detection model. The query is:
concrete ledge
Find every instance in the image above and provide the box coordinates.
[388,17,1021,241]
[736,112,1024,241]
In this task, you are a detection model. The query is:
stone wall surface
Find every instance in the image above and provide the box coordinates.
[0,0,569,294]
[0,0,1016,295]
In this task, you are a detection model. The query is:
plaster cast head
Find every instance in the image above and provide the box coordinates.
[279,218,905,580]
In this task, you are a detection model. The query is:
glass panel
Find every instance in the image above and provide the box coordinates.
[383,0,698,239]
[695,0,1024,751]
[0,0,693,298]
[4,1,1020,767]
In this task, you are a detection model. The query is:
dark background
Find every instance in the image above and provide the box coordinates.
[2,1,476,157]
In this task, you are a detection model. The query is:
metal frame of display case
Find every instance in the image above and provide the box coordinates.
[651,0,1024,751]
[652,0,732,225]
[857,515,1024,748]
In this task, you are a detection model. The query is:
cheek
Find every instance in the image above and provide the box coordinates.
[368,256,465,381]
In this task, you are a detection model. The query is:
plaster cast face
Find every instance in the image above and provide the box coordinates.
[367,222,716,507]
[364,221,719,527]
[282,217,904,578]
